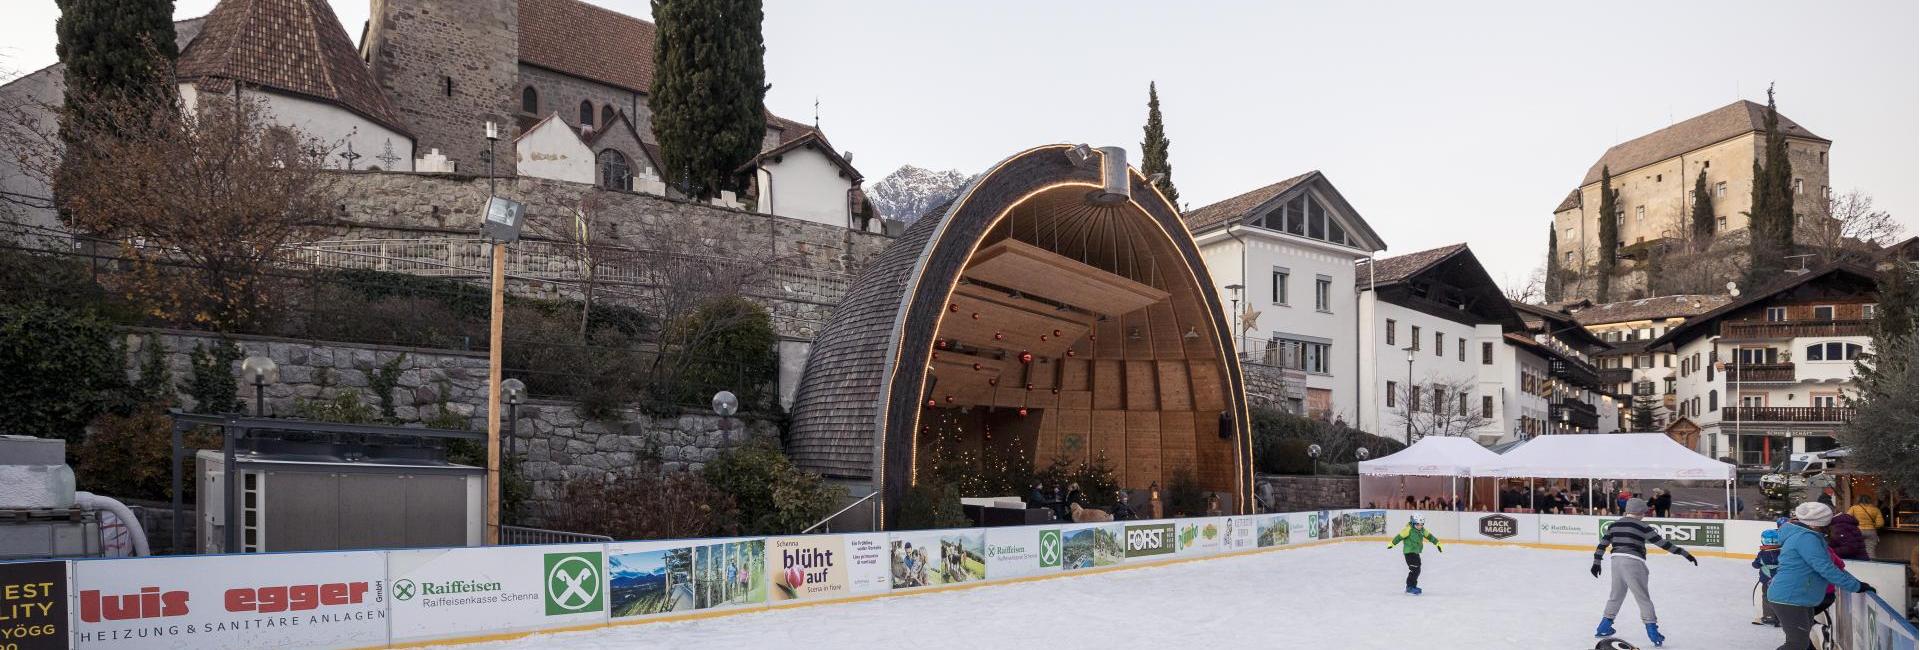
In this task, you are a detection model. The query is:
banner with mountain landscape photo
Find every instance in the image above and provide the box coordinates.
[690,539,767,610]
[889,529,986,590]
[1060,523,1124,570]
[606,541,697,620]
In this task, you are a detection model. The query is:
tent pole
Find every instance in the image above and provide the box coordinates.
[1450,477,1457,512]
[1587,478,1593,515]
[1529,477,1535,512]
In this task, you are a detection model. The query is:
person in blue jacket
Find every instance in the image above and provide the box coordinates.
[1768,502,1874,650]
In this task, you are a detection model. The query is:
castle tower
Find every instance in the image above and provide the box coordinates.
[363,0,518,175]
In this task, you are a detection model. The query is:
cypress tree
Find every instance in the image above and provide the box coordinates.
[1140,82,1179,206]
[1544,224,1561,302]
[1690,170,1715,250]
[55,0,178,130]
[651,0,768,200]
[1746,85,1795,286]
[1595,167,1618,302]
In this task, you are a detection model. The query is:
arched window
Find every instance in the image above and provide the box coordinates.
[597,149,630,191]
[1707,390,1718,412]
[580,101,595,129]
[521,87,538,114]
[601,105,617,129]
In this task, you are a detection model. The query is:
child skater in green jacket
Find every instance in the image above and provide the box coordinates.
[1389,513,1443,594]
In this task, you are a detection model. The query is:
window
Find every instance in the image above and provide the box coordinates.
[1703,160,1711,169]
[1664,377,1676,394]
[1863,304,1877,319]
[1708,390,1718,412]
[602,105,616,128]
[1739,394,1765,408]
[596,149,630,191]
[1386,381,1398,408]
[1810,393,1839,408]
[1482,342,1494,364]
[1458,393,1468,416]
[1565,251,1574,264]
[1812,305,1835,321]
[1764,307,1786,322]
[1736,347,1777,365]
[443,76,453,97]
[1307,197,1328,240]
[580,101,595,129]
[1458,339,1466,362]
[1434,332,1444,357]
[1636,354,1653,368]
[1482,396,1494,418]
[1794,178,1803,195]
[1819,151,1827,165]
[1434,386,1446,412]
[521,86,539,114]
[1655,174,1663,182]
[1285,196,1306,235]
[1805,342,1862,361]
[1314,277,1331,312]
[1615,212,1625,226]
[1663,354,1672,368]
[1292,341,1330,374]
[1411,326,1422,350]
[1272,269,1289,304]
[1717,216,1727,230]
[1409,385,1421,412]
[1715,181,1727,198]
[1635,205,1645,223]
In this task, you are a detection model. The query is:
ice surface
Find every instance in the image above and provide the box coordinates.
[433,542,1783,649]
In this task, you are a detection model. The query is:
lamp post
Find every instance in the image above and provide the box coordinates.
[240,355,278,417]
[712,390,739,430]
[1224,283,1244,349]
[1404,346,1416,443]
[1307,443,1322,476]
[501,378,525,460]
[480,121,514,546]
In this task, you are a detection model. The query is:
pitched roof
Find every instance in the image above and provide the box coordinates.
[1356,243,1469,286]
[1182,171,1314,231]
[518,0,656,94]
[1511,301,1610,352]
[740,130,863,181]
[766,114,818,147]
[1645,263,1880,350]
[177,0,407,136]
[1567,294,1731,325]
[1580,100,1826,186]
[1554,188,1581,213]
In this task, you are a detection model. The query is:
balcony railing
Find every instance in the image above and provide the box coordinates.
[1721,406,1855,423]
[1599,368,1633,385]
[1722,319,1870,340]
[1724,363,1796,383]
[1550,357,1601,389]
[1550,398,1599,430]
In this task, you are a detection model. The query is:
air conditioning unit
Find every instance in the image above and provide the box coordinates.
[197,440,484,554]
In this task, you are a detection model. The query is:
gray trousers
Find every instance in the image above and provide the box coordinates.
[1775,604,1815,650]
[1602,556,1657,624]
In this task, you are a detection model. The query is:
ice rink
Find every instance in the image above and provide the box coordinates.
[429,541,1781,649]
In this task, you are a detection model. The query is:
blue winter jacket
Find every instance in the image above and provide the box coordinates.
[1767,522,1864,607]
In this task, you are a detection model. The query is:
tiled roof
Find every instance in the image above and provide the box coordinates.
[1580,100,1826,186]
[739,130,863,181]
[1567,294,1730,325]
[1355,243,1469,286]
[518,0,656,93]
[766,114,817,147]
[1646,263,1879,350]
[1554,188,1581,213]
[177,0,407,135]
[1181,171,1315,232]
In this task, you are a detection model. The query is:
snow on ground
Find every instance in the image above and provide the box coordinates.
[436,542,1780,650]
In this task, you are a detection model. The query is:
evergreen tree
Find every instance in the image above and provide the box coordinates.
[1595,167,1619,302]
[1545,224,1561,302]
[1690,170,1715,250]
[1140,82,1179,206]
[651,0,768,200]
[55,0,178,139]
[1745,85,1796,287]
[1630,392,1659,431]
[1838,263,1917,498]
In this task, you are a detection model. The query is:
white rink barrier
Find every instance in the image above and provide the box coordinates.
[3,508,1903,649]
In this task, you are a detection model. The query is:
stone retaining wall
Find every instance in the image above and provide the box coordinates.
[1255,474,1360,512]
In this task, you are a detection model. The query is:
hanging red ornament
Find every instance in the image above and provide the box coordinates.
[1053,329,1063,337]
[1040,335,1049,342]
[972,362,982,371]
[993,332,1004,340]
[932,352,940,360]
[1018,408,1029,417]
[926,399,937,408]
[988,378,999,386]
[1025,383,1034,391]
[944,395,954,403]
[1066,349,1077,358]
[1019,351,1033,364]
[948,303,959,312]
[1051,388,1060,394]
[971,312,981,320]
[1088,334,1097,341]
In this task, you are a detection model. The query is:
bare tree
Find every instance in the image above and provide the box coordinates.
[1390,374,1495,441]
[1797,189,1902,268]
[1504,267,1545,304]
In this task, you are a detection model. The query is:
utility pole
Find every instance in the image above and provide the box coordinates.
[479,121,525,545]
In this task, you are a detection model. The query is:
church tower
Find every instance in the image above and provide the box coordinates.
[363,0,519,175]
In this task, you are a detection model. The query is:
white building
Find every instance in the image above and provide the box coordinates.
[1648,265,1881,466]
[743,131,882,233]
[1181,171,1389,422]
[1510,302,1623,439]
[1565,295,1731,430]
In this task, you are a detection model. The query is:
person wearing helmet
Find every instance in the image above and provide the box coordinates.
[1751,528,1783,626]
[1388,513,1442,595]
[1592,497,1697,647]
[1770,502,1874,650]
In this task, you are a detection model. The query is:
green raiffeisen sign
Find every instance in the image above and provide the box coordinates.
[1600,518,1725,548]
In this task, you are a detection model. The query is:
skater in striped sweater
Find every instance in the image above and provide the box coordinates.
[1592,498,1697,647]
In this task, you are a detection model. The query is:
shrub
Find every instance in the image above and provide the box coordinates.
[1165,467,1207,517]
[1251,407,1405,475]
[550,463,737,540]
[185,341,244,414]
[74,406,219,501]
[0,301,126,441]
[700,440,839,535]
[891,482,970,530]
[291,391,380,424]
[664,296,777,410]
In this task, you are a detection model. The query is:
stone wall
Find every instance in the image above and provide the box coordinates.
[1255,474,1359,512]
[363,0,520,174]
[125,328,777,526]
[1243,363,1306,413]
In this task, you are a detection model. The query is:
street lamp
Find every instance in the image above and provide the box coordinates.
[1224,283,1244,346]
[1404,346,1417,443]
[240,355,278,417]
[1307,443,1322,475]
[501,378,525,459]
[479,120,524,546]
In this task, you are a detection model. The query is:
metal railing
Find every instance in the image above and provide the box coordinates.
[1721,406,1855,423]
[1722,319,1870,340]
[1724,362,1796,383]
[500,525,614,545]
[801,491,879,534]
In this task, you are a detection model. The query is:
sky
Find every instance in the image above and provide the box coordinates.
[3,1,1915,290]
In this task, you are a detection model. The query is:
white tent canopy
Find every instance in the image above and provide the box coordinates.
[1359,436,1503,477]
[1474,433,1735,480]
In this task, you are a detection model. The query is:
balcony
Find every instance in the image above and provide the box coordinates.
[1599,368,1633,385]
[1724,362,1796,383]
[1550,398,1599,430]
[1722,319,1870,340]
[1721,406,1855,424]
[1550,357,1601,389]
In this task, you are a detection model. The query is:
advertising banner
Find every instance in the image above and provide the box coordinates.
[690,539,767,610]
[1059,523,1122,570]
[1598,518,1724,549]
[71,551,387,650]
[843,534,891,595]
[1175,518,1226,555]
[1256,514,1291,548]
[605,541,696,621]
[1384,510,1460,541]
[1122,522,1177,560]
[1537,515,1601,547]
[888,530,985,589]
[767,536,850,603]
[1223,516,1259,550]
[1836,590,1918,650]
[1459,512,1540,544]
[0,560,67,650]
[984,526,1053,579]
[1330,510,1387,538]
[388,544,606,644]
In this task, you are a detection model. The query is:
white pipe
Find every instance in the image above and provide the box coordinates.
[75,491,150,557]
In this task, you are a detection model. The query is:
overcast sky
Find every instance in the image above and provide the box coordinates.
[4,1,1915,289]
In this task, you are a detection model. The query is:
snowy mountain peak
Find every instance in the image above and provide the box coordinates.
[867,165,974,225]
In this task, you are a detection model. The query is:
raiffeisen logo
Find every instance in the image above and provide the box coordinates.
[78,587,190,622]
[393,579,505,601]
